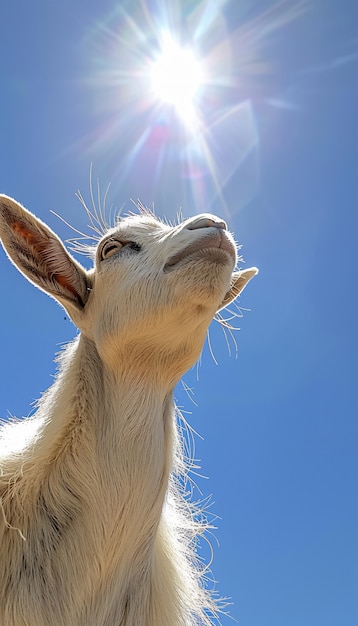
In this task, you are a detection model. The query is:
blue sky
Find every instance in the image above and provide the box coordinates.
[0,1,357,624]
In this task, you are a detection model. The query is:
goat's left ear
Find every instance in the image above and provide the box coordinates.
[218,267,259,311]
[0,194,91,313]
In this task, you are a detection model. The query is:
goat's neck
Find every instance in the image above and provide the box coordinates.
[37,334,175,529]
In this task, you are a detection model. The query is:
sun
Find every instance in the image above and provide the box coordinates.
[149,35,204,125]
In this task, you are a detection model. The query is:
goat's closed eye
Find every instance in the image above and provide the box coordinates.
[100,239,141,260]
[101,240,123,259]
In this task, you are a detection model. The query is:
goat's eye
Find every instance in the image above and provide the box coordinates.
[100,240,123,260]
[100,239,142,260]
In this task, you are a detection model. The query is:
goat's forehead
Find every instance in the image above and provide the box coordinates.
[105,213,171,238]
[119,213,165,228]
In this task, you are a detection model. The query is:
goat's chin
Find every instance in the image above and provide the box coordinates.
[185,254,235,306]
[166,247,234,295]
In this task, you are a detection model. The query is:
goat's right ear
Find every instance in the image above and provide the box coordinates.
[0,195,91,312]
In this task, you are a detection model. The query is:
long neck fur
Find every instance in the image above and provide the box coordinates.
[0,335,215,626]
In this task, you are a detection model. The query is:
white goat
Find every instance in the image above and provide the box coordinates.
[0,194,257,626]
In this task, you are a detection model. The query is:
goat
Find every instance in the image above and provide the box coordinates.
[0,194,257,626]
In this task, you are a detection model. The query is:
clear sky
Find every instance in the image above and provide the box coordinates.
[0,1,357,624]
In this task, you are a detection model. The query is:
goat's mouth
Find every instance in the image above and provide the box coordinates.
[164,231,236,273]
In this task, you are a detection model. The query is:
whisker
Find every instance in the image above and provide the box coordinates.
[206,327,218,366]
[102,182,112,228]
[89,164,104,235]
[76,189,104,238]
[50,210,94,241]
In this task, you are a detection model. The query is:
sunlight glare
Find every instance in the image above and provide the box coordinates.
[150,36,204,124]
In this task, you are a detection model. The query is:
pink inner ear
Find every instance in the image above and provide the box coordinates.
[11,219,80,303]
[11,220,41,246]
[11,218,51,263]
[54,273,79,300]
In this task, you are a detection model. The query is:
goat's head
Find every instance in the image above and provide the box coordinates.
[0,195,257,382]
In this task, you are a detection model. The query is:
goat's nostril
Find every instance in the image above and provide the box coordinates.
[212,219,227,231]
[186,216,228,231]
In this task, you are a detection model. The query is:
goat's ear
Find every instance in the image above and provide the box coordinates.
[0,195,91,312]
[218,267,258,311]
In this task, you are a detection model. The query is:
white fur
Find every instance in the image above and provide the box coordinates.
[0,195,257,626]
